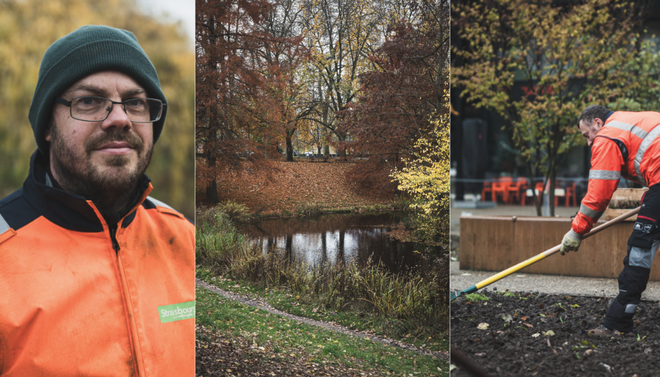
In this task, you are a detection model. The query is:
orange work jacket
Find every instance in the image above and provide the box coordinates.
[573,111,660,235]
[0,152,195,376]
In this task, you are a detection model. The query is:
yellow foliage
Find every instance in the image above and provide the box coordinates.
[392,97,450,245]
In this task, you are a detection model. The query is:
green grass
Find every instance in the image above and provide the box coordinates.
[196,207,447,329]
[197,268,449,353]
[465,293,490,302]
[196,286,449,376]
[196,205,449,371]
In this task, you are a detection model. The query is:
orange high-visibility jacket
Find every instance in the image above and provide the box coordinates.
[573,111,660,235]
[0,152,195,376]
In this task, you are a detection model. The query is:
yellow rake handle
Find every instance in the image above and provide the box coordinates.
[456,207,640,298]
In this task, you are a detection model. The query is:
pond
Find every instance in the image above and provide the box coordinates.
[237,212,442,273]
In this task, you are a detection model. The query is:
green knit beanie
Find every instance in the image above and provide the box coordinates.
[29,25,167,155]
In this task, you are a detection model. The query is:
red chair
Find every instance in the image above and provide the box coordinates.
[534,181,544,203]
[534,181,559,206]
[481,180,492,202]
[508,177,529,205]
[564,181,577,207]
[492,177,513,203]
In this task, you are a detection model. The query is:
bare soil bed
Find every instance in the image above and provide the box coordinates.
[451,290,660,377]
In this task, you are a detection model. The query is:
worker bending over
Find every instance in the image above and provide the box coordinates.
[561,105,660,336]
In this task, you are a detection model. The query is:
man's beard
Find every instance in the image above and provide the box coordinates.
[49,125,153,213]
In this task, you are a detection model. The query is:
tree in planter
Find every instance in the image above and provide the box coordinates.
[609,38,660,112]
[453,0,642,216]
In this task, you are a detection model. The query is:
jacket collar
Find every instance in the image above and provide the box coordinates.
[22,150,152,232]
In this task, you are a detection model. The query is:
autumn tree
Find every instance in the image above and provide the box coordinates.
[453,0,643,216]
[196,0,278,203]
[339,0,450,194]
[257,0,313,162]
[609,37,660,112]
[0,0,194,217]
[297,0,385,152]
[392,111,450,246]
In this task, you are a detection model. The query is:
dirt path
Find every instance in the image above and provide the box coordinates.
[196,279,448,361]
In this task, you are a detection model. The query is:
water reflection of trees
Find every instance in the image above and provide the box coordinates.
[238,213,405,236]
[242,213,441,273]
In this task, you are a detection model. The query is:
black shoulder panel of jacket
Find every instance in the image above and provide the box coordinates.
[0,188,42,232]
[143,197,194,225]
[595,135,629,161]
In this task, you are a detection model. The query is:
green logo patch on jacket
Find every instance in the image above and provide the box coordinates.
[158,301,195,323]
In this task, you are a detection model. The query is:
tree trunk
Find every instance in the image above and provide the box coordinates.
[338,230,345,265]
[206,178,219,204]
[205,151,219,203]
[549,171,556,217]
[526,163,543,216]
[286,134,294,162]
[285,233,293,266]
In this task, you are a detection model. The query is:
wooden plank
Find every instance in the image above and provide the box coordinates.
[459,216,514,272]
[459,215,660,281]
[603,188,646,221]
[603,208,638,221]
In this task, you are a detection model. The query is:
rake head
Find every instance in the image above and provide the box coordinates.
[451,285,477,302]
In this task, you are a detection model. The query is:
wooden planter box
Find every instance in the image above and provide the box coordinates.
[459,215,660,280]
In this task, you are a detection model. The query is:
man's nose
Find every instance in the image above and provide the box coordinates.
[101,103,132,130]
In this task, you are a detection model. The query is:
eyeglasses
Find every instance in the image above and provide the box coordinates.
[55,96,165,123]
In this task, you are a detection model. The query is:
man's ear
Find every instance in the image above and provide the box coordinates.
[594,118,604,129]
[45,119,53,142]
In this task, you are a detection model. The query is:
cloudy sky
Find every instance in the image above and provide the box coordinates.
[137,0,194,45]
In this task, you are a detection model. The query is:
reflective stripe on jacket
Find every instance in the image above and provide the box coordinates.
[0,152,195,376]
[573,111,660,234]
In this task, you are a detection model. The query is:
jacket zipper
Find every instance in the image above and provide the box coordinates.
[87,202,143,375]
[108,221,142,375]
[109,224,121,252]
[116,257,143,376]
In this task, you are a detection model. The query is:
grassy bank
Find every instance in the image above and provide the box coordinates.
[196,287,449,376]
[196,207,449,351]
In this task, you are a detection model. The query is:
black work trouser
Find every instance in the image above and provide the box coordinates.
[604,185,660,333]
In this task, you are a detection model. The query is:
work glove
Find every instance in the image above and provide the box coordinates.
[560,229,582,255]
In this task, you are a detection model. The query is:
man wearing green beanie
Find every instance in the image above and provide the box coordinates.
[0,25,194,376]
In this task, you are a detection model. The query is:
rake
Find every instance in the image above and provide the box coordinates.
[450,206,640,301]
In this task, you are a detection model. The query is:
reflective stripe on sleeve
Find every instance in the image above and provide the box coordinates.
[635,125,660,187]
[579,203,604,219]
[147,196,175,210]
[0,213,9,235]
[605,121,649,139]
[589,170,621,180]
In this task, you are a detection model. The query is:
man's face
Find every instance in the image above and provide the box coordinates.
[578,118,604,147]
[46,71,154,210]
